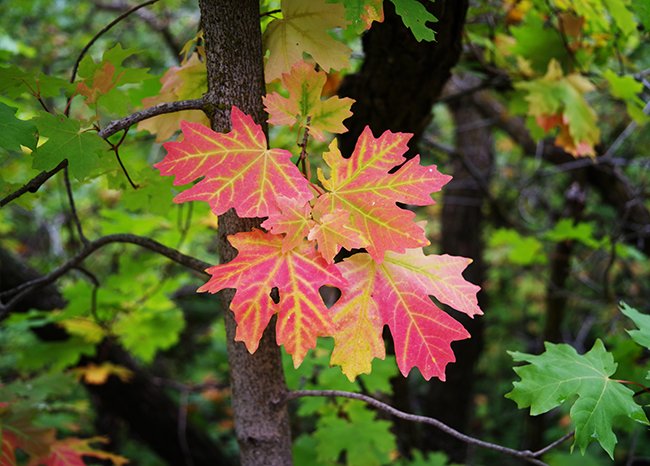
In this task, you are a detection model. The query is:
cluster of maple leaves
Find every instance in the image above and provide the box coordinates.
[155,59,482,381]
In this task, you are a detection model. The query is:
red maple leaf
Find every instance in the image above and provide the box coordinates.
[315,128,451,261]
[331,249,481,380]
[155,106,313,218]
[199,229,346,365]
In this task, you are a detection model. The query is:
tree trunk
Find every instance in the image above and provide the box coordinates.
[197,1,292,465]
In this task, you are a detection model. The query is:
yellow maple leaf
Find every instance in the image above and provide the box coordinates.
[73,363,133,385]
[263,0,350,82]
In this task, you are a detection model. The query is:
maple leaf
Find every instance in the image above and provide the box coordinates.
[307,206,365,264]
[516,59,600,157]
[72,363,133,385]
[314,128,451,261]
[507,340,649,458]
[137,53,209,141]
[198,229,346,365]
[341,0,384,32]
[33,112,106,181]
[263,0,351,82]
[260,196,314,252]
[155,106,312,218]
[331,249,482,381]
[263,61,354,141]
[28,437,129,466]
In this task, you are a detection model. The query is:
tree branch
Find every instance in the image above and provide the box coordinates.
[0,233,210,320]
[98,97,208,139]
[285,389,571,466]
[70,0,161,83]
[0,160,68,208]
[93,0,182,60]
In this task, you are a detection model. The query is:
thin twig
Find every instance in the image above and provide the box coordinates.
[531,431,575,457]
[93,0,181,60]
[0,160,68,208]
[0,233,211,320]
[285,390,562,466]
[297,117,312,180]
[98,97,208,139]
[73,266,101,323]
[69,0,160,84]
[63,165,88,245]
[2,98,209,208]
[111,129,139,189]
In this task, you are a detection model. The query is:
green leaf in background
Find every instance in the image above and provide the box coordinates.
[32,112,107,180]
[314,401,396,466]
[401,450,461,466]
[631,0,650,29]
[603,0,638,35]
[489,228,546,265]
[544,219,605,249]
[620,302,650,353]
[114,307,185,363]
[603,70,649,124]
[17,335,96,372]
[390,0,437,42]
[506,340,648,458]
[0,103,36,152]
[0,65,71,99]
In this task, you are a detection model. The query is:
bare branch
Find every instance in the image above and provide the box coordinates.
[93,0,182,59]
[0,233,210,321]
[285,389,574,466]
[98,97,208,139]
[63,164,88,245]
[0,160,68,208]
[70,0,161,83]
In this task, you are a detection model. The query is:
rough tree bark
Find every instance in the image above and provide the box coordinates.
[338,0,468,158]
[197,1,292,464]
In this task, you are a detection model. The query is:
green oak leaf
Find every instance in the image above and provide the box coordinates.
[506,340,648,458]
[390,0,437,42]
[0,103,36,152]
[32,112,106,180]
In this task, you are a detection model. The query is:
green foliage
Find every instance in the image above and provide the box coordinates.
[32,112,107,180]
[507,340,649,458]
[0,103,36,152]
[390,0,438,42]
[313,401,396,466]
[620,302,650,355]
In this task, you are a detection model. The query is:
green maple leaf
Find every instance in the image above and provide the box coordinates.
[0,103,36,152]
[390,0,438,42]
[314,402,396,466]
[620,302,650,353]
[32,112,107,180]
[507,340,648,458]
